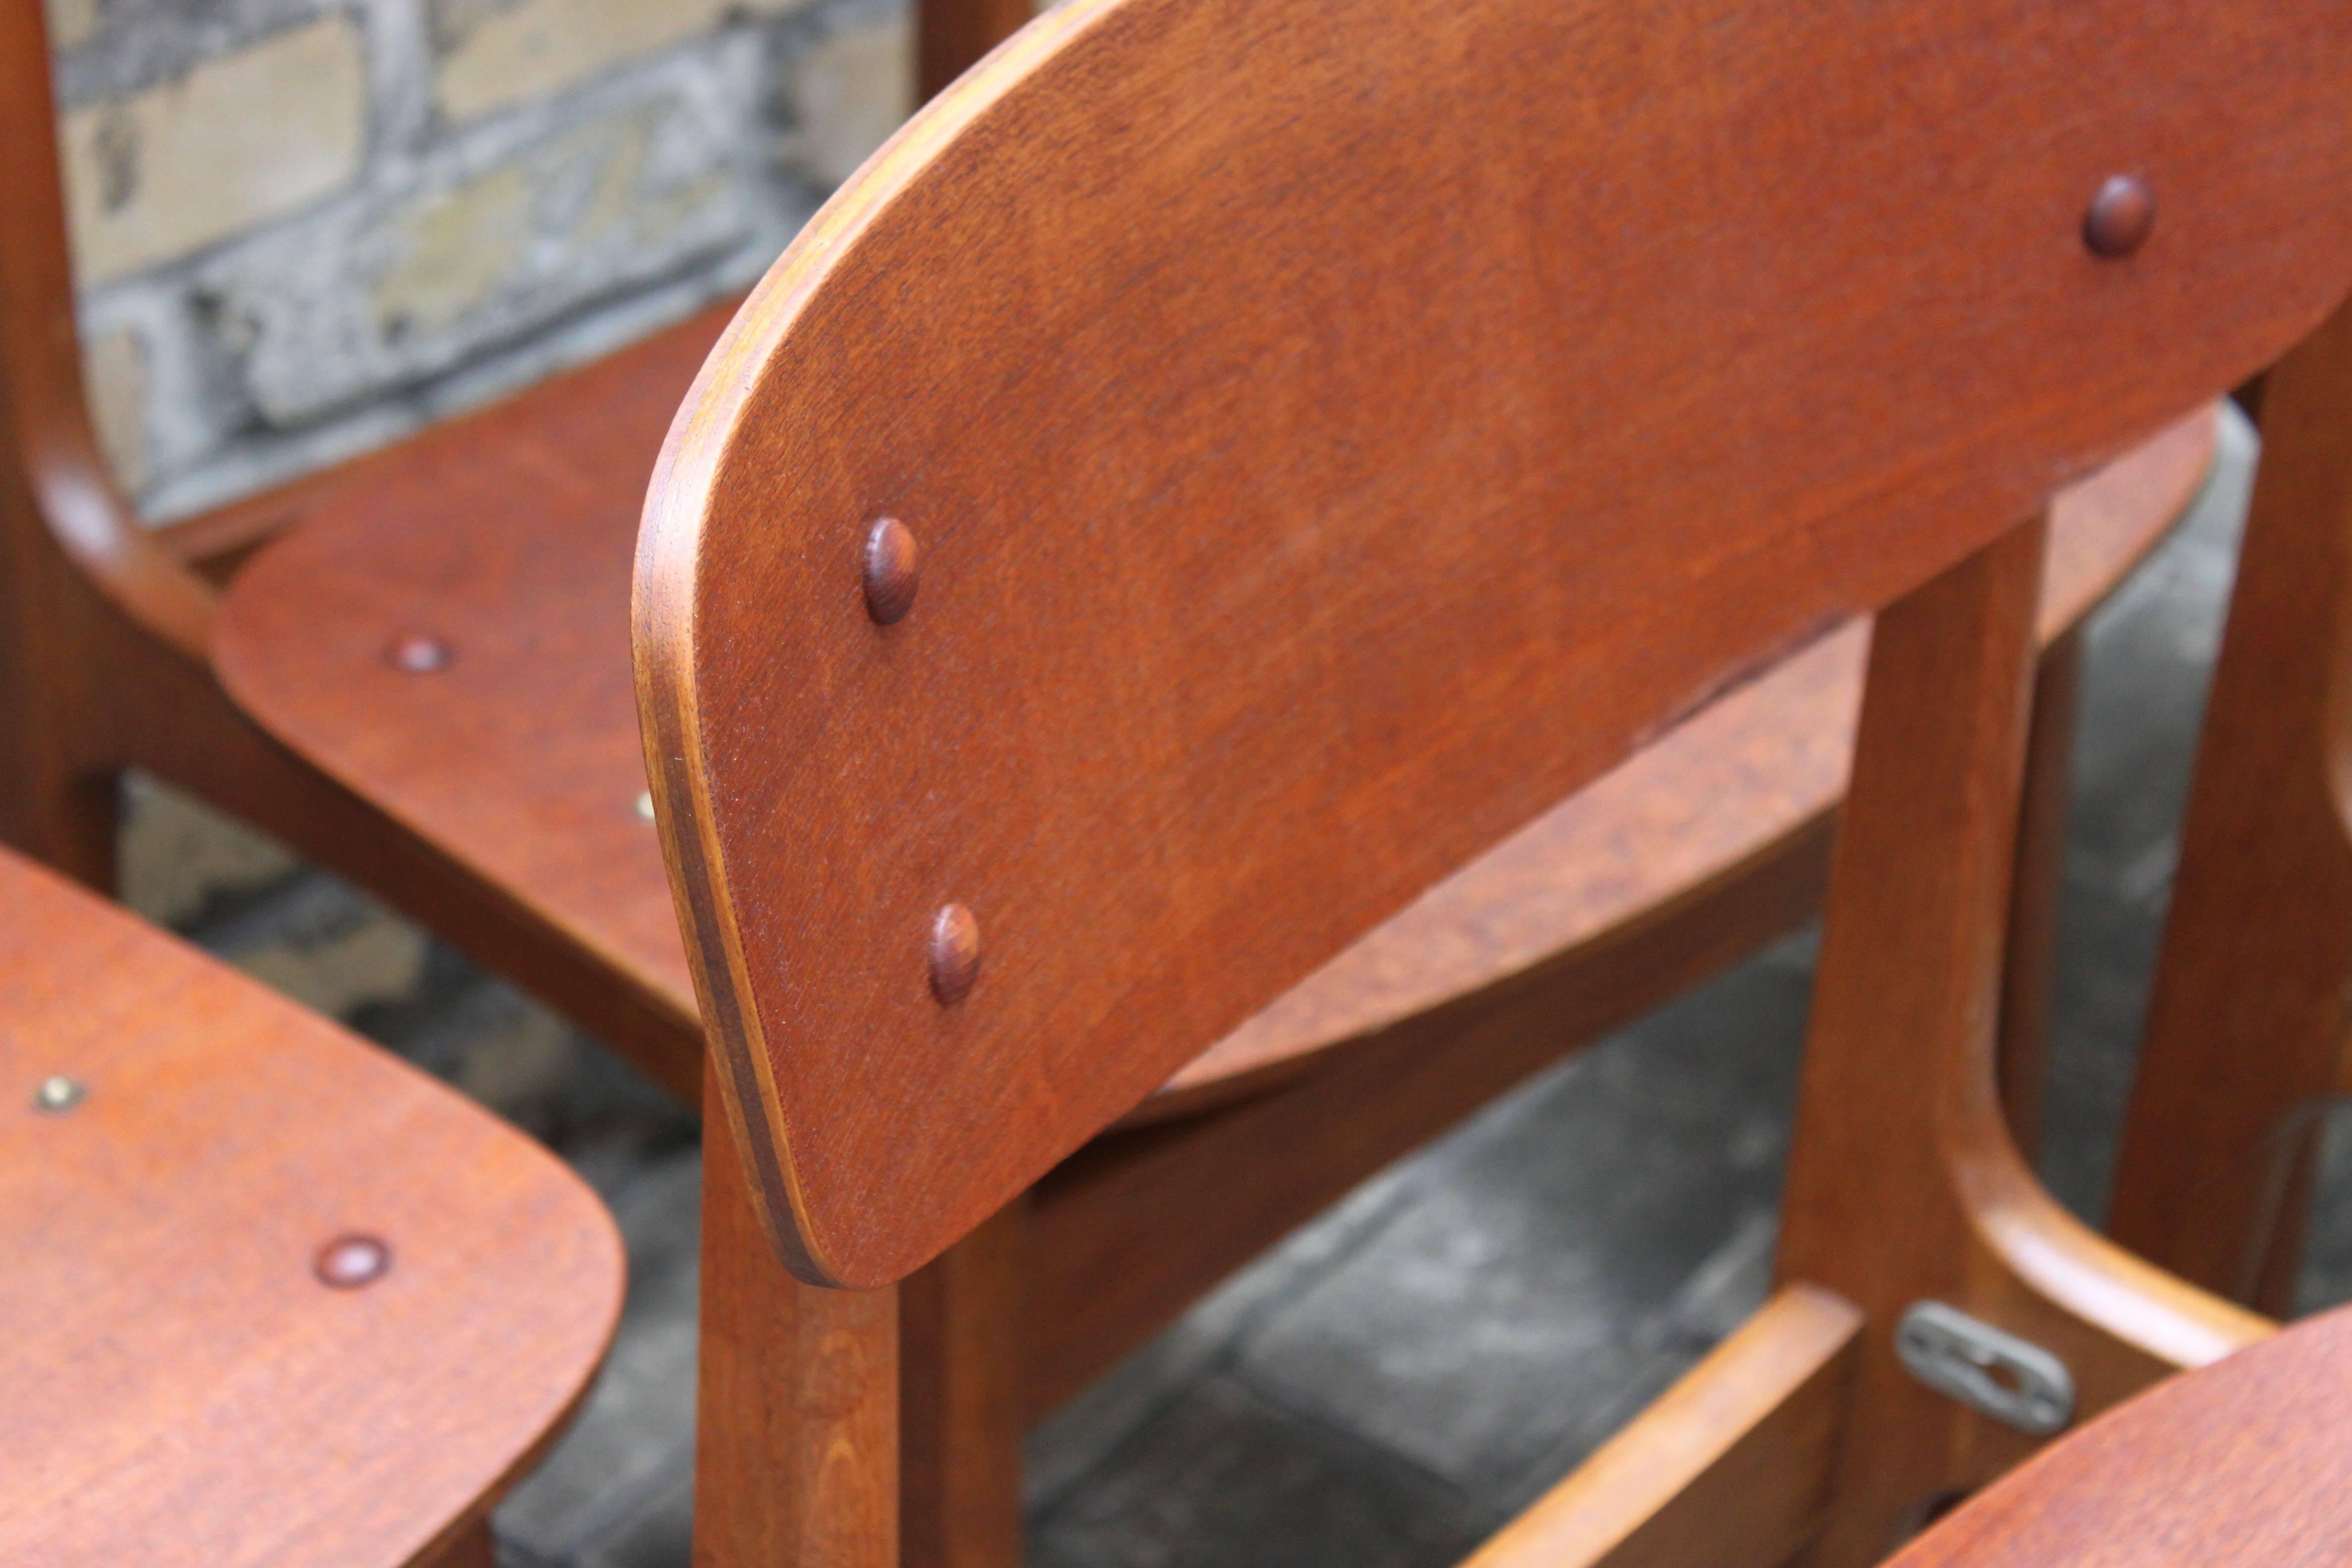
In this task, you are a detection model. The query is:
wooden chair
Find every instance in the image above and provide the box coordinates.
[632,0,2352,1563]
[2103,294,2352,1313]
[1882,1300,2352,1566]
[0,843,622,1567]
[0,0,2227,1557]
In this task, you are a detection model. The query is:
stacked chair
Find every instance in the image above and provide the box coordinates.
[0,844,621,1565]
[0,0,2233,1555]
[7,0,2352,1559]
[631,0,2352,1563]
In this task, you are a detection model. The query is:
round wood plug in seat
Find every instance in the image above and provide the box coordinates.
[206,294,2218,1115]
[0,848,623,1568]
[1890,1303,2352,1566]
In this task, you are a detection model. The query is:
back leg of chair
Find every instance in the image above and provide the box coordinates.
[900,1203,1027,1568]
[695,1069,900,1568]
[1440,519,2264,1568]
[2107,295,2352,1313]
[418,1520,499,1568]
[1774,515,2267,1566]
[917,0,1035,101]
[1995,627,2084,1162]
[0,484,123,891]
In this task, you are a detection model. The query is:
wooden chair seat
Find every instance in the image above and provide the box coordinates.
[1890,1302,2352,1566]
[204,294,2214,1114]
[0,847,621,1568]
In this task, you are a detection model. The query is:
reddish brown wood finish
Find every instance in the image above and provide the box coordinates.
[0,0,730,1092]
[212,306,737,1098]
[1886,1303,2352,1568]
[212,372,2202,1127]
[697,1070,899,1568]
[1780,519,2063,1558]
[640,0,2352,1557]
[0,0,2336,1557]
[900,1204,1027,1568]
[0,7,2217,1544]
[1157,424,2202,1118]
[920,0,1033,99]
[1995,628,2082,1161]
[1779,520,2269,1565]
[2108,295,2352,1306]
[637,0,2352,1289]
[1019,419,2204,1422]
[0,847,622,1567]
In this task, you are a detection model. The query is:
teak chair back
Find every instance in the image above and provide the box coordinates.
[0,7,2235,1560]
[637,0,2352,1561]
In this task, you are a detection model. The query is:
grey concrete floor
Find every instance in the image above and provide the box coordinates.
[129,405,2352,1568]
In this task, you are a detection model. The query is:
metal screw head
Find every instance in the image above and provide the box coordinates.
[929,903,981,1003]
[314,1234,392,1289]
[2083,175,2155,259]
[863,518,921,625]
[386,634,453,673]
[32,1075,84,1113]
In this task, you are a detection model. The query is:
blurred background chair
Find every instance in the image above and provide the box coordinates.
[0,844,622,1567]
[2105,296,2352,1313]
[633,1,2352,1564]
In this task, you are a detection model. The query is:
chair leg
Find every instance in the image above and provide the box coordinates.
[1775,518,2268,1567]
[2246,1130,2324,1318]
[1995,628,2081,1163]
[902,1201,1028,1568]
[0,761,117,892]
[2108,295,2352,1304]
[917,0,1036,100]
[417,1518,499,1568]
[695,1070,899,1568]
[0,519,122,891]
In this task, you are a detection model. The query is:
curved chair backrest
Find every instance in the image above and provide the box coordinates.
[0,0,214,658]
[637,0,2352,1288]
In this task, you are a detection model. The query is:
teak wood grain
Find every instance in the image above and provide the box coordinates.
[637,0,2352,1561]
[697,1070,898,1568]
[0,846,623,1568]
[1775,518,2267,1563]
[0,0,2225,1550]
[637,0,2352,1289]
[6,0,2347,1558]
[1886,1302,2352,1567]
[211,331,2203,1125]
[1016,416,2203,1424]
[2107,294,2352,1307]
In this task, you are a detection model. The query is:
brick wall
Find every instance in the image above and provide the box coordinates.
[47,0,911,519]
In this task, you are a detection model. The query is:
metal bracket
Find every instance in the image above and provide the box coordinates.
[1895,1301,2074,1436]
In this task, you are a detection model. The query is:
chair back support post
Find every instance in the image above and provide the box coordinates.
[1774,515,2056,1559]
[2107,294,2352,1307]
[698,1069,901,1568]
[0,0,214,658]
